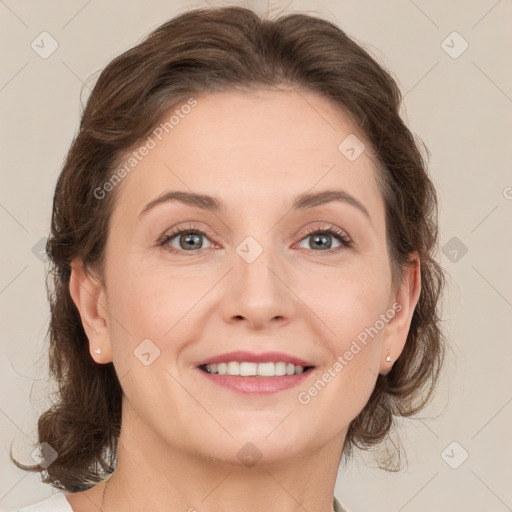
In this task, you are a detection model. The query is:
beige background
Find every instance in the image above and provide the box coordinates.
[1,0,511,511]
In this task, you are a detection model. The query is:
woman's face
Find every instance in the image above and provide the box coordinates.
[73,87,419,467]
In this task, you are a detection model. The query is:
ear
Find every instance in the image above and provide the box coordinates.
[69,259,113,364]
[379,253,421,374]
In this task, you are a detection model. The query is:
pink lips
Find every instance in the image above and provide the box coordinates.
[195,350,315,395]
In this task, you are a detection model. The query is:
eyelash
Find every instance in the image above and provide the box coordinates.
[159,223,353,255]
[296,225,353,253]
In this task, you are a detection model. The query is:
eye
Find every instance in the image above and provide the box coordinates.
[297,225,352,251]
[159,224,214,254]
[159,223,353,255]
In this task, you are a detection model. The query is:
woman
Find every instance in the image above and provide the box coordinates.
[10,5,445,511]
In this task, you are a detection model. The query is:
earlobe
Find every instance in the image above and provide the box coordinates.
[69,259,113,364]
[380,254,421,374]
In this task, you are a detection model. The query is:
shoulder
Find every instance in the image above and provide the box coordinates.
[11,492,73,512]
[334,495,351,512]
[14,491,348,512]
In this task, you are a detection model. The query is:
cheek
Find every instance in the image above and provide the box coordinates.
[312,266,392,409]
[300,260,391,347]
[105,263,209,359]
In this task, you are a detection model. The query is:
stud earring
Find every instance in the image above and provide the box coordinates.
[94,348,101,354]
[385,351,391,362]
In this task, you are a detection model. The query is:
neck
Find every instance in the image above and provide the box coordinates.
[99,404,344,512]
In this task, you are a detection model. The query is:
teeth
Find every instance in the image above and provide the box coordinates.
[275,362,286,376]
[240,362,257,376]
[257,362,274,377]
[227,361,239,374]
[203,361,308,376]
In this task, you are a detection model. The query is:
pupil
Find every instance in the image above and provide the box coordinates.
[181,233,201,249]
[177,233,333,251]
[312,234,331,250]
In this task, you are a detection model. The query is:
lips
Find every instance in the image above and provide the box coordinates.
[195,350,314,367]
[194,350,316,394]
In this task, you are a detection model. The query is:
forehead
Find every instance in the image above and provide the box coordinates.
[110,87,384,225]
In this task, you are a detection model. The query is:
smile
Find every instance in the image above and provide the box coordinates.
[200,361,312,377]
[195,350,316,393]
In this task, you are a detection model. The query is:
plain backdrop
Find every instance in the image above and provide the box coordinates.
[1,1,511,511]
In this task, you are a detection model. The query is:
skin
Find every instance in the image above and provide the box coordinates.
[68,87,420,512]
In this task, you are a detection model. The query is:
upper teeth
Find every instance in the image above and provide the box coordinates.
[203,361,306,377]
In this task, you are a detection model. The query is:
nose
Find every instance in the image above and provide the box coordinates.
[220,241,294,330]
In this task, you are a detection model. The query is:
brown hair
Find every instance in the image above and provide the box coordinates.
[10,5,446,491]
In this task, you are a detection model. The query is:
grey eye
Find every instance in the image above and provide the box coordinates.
[164,230,213,251]
[298,231,344,251]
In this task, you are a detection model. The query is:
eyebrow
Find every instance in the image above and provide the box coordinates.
[138,189,372,223]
